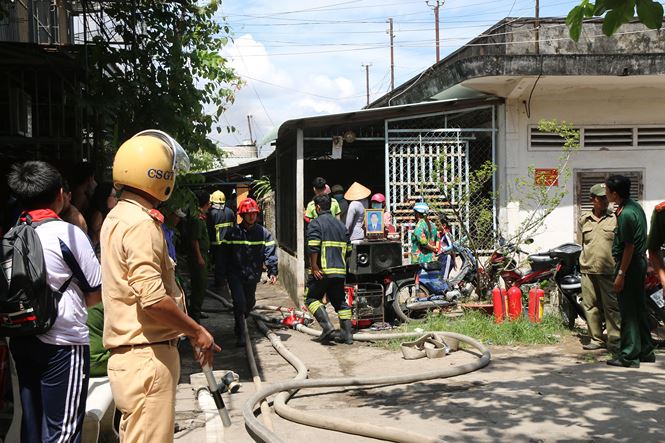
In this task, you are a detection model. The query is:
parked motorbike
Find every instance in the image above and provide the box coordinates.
[390,239,478,322]
[548,243,585,329]
[483,238,558,289]
[644,266,665,331]
[482,239,584,327]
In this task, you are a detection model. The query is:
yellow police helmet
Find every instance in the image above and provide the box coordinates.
[112,130,190,202]
[210,190,226,204]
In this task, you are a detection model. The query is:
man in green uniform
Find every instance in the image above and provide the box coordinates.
[605,175,655,367]
[187,190,211,323]
[577,183,621,352]
[647,200,665,299]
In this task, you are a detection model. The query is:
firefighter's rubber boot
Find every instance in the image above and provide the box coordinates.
[338,319,354,345]
[312,308,335,343]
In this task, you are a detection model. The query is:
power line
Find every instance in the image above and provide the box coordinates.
[227,0,579,26]
[228,26,660,57]
[239,74,366,101]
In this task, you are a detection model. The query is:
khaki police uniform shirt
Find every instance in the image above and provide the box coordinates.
[577,210,617,275]
[101,191,185,349]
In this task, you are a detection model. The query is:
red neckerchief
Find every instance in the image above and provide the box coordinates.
[20,209,60,223]
[615,201,625,217]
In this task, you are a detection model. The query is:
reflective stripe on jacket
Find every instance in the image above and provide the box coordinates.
[221,223,278,281]
[209,205,236,246]
[307,211,350,278]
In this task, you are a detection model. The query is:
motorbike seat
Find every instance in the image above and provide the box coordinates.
[529,254,557,272]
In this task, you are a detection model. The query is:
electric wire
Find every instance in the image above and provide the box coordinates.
[229,26,660,57]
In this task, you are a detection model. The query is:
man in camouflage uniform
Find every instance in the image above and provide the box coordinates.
[577,183,621,352]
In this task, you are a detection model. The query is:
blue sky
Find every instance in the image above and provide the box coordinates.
[214,0,582,147]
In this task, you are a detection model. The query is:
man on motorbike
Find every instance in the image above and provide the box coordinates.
[577,183,621,352]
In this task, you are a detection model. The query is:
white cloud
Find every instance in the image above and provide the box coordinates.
[212,0,578,147]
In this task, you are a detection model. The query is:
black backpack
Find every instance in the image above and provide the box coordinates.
[0,216,71,337]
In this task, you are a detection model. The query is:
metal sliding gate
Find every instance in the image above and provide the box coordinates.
[385,107,496,256]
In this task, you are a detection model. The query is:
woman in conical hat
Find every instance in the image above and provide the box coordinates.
[344,182,371,201]
[344,182,371,242]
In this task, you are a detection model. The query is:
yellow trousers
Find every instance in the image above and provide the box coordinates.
[108,343,180,443]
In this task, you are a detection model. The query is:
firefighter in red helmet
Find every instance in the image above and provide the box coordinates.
[221,198,278,346]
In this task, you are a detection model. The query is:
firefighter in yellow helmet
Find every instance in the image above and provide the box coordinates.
[208,189,236,291]
[100,130,220,443]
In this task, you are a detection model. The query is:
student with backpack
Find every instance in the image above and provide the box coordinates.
[2,161,102,443]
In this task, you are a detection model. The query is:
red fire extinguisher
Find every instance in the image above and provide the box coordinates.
[528,288,545,323]
[507,286,523,321]
[492,287,508,323]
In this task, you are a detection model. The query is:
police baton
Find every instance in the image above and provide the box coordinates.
[200,360,232,427]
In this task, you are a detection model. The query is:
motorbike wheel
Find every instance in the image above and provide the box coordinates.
[558,292,578,329]
[392,280,430,323]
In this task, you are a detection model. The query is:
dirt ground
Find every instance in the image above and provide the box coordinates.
[173,279,665,443]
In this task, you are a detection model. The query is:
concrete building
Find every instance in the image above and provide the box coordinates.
[371,17,665,251]
[267,17,665,301]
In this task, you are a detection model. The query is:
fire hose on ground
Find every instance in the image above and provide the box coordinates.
[205,290,491,442]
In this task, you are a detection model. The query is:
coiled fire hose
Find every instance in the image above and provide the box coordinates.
[206,290,491,442]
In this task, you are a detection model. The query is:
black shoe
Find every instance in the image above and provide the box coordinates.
[337,319,354,345]
[606,358,639,368]
[640,354,656,363]
[312,308,335,343]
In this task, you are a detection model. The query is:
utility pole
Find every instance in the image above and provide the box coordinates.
[246,114,255,145]
[387,18,395,91]
[362,63,371,106]
[426,0,444,63]
[534,0,540,55]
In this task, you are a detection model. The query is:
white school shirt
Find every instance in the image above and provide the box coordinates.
[35,220,101,346]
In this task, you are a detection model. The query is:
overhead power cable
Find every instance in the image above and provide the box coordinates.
[228,26,660,57]
[227,0,579,26]
[240,74,366,101]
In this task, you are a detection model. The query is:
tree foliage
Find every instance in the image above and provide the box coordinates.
[87,0,241,151]
[567,0,664,41]
[85,0,242,211]
[429,120,580,298]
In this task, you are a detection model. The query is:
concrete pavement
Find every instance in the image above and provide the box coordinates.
[173,280,665,443]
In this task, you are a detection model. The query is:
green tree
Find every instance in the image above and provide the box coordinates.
[87,0,241,152]
[567,0,663,41]
[429,120,580,299]
[86,0,242,211]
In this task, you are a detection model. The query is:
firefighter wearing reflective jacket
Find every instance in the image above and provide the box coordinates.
[221,198,278,347]
[306,194,353,344]
[208,190,235,289]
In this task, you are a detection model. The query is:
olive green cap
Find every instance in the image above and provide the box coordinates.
[590,183,607,197]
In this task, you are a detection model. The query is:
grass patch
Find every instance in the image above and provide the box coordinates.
[381,311,571,350]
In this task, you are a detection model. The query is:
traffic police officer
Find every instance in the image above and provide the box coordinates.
[306,194,353,344]
[577,183,621,352]
[101,130,220,442]
[605,174,654,367]
[208,190,235,289]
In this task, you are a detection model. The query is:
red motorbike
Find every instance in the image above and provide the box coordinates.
[483,238,558,289]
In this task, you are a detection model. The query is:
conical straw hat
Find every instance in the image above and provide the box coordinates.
[344,182,371,201]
